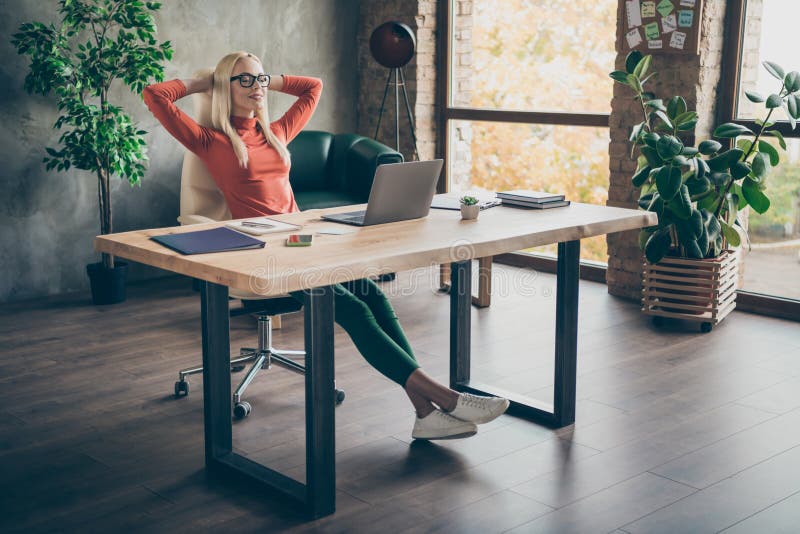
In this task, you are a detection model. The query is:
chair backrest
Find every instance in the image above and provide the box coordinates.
[178,69,231,225]
[286,131,333,192]
[177,80,338,223]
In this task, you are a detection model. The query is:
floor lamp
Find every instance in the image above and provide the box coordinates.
[370,21,419,161]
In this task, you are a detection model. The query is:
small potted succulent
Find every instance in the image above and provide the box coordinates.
[460,195,480,220]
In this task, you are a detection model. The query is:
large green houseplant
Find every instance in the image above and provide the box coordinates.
[12,0,172,304]
[610,51,799,264]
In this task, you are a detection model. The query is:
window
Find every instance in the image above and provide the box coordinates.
[720,0,800,305]
[442,0,618,264]
[448,2,616,114]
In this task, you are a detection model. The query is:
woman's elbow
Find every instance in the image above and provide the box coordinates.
[142,85,157,109]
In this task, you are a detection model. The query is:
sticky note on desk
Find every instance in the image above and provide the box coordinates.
[678,9,694,27]
[641,1,656,17]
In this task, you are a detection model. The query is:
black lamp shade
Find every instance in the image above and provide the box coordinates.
[369,21,416,68]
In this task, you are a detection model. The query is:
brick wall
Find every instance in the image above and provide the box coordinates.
[357,0,439,161]
[606,0,729,301]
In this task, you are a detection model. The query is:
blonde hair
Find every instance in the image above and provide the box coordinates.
[211,51,291,168]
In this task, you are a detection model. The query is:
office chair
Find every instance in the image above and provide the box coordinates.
[172,71,344,419]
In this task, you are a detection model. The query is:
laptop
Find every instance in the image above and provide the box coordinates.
[321,159,443,226]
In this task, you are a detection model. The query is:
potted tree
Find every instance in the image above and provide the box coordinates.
[12,0,172,304]
[610,51,799,332]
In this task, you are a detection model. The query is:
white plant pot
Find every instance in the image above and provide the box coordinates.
[460,204,479,220]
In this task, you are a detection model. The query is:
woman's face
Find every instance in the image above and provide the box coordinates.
[229,56,266,118]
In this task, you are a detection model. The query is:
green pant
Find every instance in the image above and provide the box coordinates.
[290,278,419,386]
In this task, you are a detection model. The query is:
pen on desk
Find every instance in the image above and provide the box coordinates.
[241,221,275,228]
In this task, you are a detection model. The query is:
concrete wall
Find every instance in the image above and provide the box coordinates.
[0,0,359,302]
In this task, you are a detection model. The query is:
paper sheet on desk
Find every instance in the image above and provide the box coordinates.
[226,217,301,235]
[316,228,356,235]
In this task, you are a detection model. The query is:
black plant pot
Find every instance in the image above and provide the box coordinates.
[86,261,128,305]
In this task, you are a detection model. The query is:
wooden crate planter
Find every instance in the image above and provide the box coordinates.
[642,250,738,333]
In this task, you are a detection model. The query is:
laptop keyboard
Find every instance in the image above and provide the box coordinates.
[337,210,366,220]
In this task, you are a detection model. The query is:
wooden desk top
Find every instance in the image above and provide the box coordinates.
[95,201,657,296]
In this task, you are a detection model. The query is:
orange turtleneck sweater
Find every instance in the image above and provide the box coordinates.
[142,75,322,218]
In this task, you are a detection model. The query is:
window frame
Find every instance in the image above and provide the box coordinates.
[434,0,799,321]
[435,0,611,269]
[717,0,800,320]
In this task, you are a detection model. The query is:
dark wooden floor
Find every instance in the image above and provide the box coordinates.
[2,264,799,533]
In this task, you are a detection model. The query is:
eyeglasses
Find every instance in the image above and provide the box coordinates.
[230,73,270,88]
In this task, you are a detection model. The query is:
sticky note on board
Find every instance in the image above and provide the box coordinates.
[662,13,678,33]
[680,0,696,7]
[641,1,656,17]
[648,39,663,49]
[626,28,643,49]
[626,0,642,28]
[657,0,675,17]
[678,9,694,27]
[644,22,661,40]
[670,31,687,49]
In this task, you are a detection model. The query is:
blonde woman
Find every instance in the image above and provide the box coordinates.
[143,51,509,440]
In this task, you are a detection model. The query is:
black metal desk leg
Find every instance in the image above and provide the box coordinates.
[554,240,580,426]
[304,286,336,518]
[449,242,581,429]
[200,281,232,465]
[450,260,472,389]
[198,282,336,518]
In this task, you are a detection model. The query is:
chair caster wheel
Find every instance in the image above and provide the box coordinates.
[174,380,189,398]
[335,389,345,405]
[652,316,664,328]
[701,322,713,333]
[234,401,252,419]
[231,364,245,373]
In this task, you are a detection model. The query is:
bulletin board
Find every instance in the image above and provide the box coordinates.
[617,0,704,55]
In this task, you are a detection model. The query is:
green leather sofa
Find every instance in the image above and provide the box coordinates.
[288,131,403,210]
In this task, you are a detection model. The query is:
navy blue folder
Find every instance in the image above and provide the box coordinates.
[151,227,265,255]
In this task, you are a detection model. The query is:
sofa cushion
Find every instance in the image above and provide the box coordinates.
[345,139,404,199]
[288,131,333,192]
[327,134,365,191]
[294,190,363,211]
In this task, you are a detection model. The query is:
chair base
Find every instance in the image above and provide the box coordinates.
[174,314,344,417]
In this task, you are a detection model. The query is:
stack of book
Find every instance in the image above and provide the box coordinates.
[497,190,570,209]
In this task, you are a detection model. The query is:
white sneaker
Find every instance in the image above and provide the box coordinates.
[412,409,478,440]
[449,393,510,424]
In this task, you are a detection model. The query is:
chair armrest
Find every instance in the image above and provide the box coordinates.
[178,214,217,226]
[343,138,404,200]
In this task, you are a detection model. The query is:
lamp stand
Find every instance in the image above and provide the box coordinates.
[374,67,419,161]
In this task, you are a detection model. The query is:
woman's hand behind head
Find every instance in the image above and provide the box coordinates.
[186,68,214,96]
